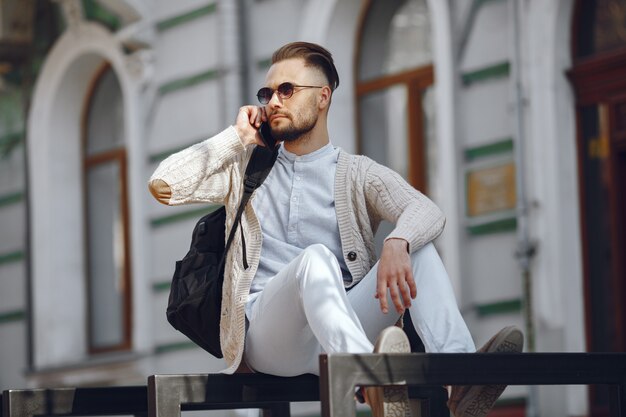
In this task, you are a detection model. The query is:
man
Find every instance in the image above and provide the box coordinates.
[149,41,523,417]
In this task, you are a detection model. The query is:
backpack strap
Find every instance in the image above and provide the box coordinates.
[219,145,279,273]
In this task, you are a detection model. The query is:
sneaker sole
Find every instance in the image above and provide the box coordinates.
[453,327,524,417]
[368,327,412,417]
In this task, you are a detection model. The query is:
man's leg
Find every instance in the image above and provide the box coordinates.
[245,244,373,376]
[345,242,472,417]
[347,242,475,353]
[348,242,523,417]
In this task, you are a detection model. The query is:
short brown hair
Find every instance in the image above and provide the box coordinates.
[272,42,340,91]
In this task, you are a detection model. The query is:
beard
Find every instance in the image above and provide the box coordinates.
[271,109,318,143]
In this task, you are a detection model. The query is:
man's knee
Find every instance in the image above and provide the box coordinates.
[409,242,448,278]
[297,244,342,286]
[301,243,334,262]
[410,242,440,266]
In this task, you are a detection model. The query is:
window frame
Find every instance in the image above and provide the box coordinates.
[81,62,133,354]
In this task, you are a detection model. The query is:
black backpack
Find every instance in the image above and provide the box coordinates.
[166,144,278,358]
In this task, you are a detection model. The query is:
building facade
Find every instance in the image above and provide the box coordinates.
[0,0,625,416]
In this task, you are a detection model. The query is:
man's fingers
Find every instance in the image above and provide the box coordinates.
[254,107,263,127]
[407,269,417,299]
[398,277,412,309]
[388,284,404,314]
[376,280,389,314]
[235,106,269,146]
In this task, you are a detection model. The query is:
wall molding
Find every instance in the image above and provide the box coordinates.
[0,249,25,266]
[158,68,221,96]
[467,217,517,235]
[475,298,522,317]
[82,0,121,31]
[156,3,217,32]
[0,309,26,325]
[0,191,24,208]
[152,281,171,293]
[0,131,24,158]
[465,138,514,161]
[461,61,510,86]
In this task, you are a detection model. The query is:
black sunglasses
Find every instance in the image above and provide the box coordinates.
[257,82,324,105]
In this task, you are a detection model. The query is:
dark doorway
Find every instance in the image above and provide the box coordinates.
[569,1,626,415]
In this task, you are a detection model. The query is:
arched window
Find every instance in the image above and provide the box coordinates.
[82,64,132,353]
[356,0,434,192]
[356,0,435,253]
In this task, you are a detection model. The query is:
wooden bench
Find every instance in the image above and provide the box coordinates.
[319,352,626,417]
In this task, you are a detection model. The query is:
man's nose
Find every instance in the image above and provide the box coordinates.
[268,90,282,107]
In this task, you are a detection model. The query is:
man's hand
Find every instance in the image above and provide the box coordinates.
[376,238,416,314]
[233,105,267,147]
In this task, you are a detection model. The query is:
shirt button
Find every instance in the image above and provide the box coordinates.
[347,251,357,261]
[292,197,297,202]
[296,176,301,181]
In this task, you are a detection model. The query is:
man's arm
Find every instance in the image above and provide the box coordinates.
[148,106,268,206]
[365,162,445,251]
[364,162,446,314]
[148,126,246,206]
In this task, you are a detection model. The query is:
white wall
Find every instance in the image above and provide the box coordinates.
[1,2,592,416]
[526,0,586,415]
[27,19,150,380]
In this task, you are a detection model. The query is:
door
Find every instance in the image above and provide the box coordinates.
[570,1,626,415]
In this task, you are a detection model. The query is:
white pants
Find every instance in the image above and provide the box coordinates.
[244,243,475,376]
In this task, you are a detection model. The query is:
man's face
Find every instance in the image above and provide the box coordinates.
[263,58,326,142]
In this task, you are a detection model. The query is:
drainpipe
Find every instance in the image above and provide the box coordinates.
[511,1,539,417]
[236,0,250,105]
[218,0,250,125]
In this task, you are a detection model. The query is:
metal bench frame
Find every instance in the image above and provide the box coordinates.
[147,373,318,417]
[146,373,447,417]
[2,386,147,417]
[319,352,626,417]
[2,373,446,417]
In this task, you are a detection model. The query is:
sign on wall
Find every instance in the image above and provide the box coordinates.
[466,162,516,217]
[464,139,517,235]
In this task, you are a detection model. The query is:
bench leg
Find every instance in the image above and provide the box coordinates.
[3,389,74,417]
[148,376,181,417]
[408,386,448,417]
[262,402,290,417]
[614,382,626,417]
[319,357,357,417]
[427,387,449,417]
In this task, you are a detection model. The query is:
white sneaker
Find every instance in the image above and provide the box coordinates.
[447,326,524,417]
[364,326,412,417]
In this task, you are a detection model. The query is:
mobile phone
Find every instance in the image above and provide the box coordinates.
[258,122,277,149]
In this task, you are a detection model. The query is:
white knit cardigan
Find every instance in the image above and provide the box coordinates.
[149,126,445,373]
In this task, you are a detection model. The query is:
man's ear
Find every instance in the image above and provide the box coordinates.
[318,85,332,110]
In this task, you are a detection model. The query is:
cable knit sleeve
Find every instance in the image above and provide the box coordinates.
[364,160,445,252]
[148,126,248,206]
